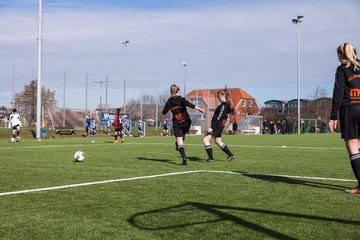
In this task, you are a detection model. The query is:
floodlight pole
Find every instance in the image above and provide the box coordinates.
[12,64,15,109]
[92,79,111,112]
[36,0,43,139]
[292,15,303,134]
[140,80,143,120]
[105,76,109,112]
[119,40,129,113]
[85,73,88,118]
[62,71,66,127]
[155,82,158,131]
[182,62,187,96]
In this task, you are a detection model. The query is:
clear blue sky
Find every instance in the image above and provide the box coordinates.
[1,0,360,109]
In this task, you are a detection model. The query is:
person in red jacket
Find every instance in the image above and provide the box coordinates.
[329,42,360,194]
[112,108,125,144]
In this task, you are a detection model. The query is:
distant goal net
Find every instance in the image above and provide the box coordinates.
[237,116,263,134]
[292,118,318,133]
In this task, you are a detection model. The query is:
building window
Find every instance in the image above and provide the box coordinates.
[242,100,246,107]
[248,100,253,108]
[191,99,201,106]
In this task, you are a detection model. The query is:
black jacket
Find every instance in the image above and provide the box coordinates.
[162,95,195,124]
[211,102,232,130]
[330,60,360,120]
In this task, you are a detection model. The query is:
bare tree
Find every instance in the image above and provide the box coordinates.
[13,80,57,124]
[303,86,331,121]
[309,86,328,99]
[125,92,168,126]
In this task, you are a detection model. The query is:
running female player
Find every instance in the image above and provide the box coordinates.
[203,89,235,163]
[329,42,360,194]
[112,108,125,144]
[162,84,204,165]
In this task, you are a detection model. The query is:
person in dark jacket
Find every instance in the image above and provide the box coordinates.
[85,115,91,137]
[233,121,238,135]
[162,84,204,165]
[203,89,235,163]
[329,42,360,194]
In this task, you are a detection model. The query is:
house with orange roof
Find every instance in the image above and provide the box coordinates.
[185,88,260,128]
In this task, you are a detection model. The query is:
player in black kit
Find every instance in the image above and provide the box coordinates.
[162,84,204,165]
[203,89,235,163]
[329,42,360,194]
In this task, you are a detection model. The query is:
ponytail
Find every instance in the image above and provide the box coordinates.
[218,88,233,106]
[170,84,180,97]
[337,42,360,71]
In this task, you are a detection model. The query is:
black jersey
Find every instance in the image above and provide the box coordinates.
[211,102,232,130]
[162,95,195,124]
[331,61,360,120]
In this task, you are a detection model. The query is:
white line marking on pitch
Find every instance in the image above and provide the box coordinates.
[0,142,344,151]
[0,170,206,197]
[0,170,355,197]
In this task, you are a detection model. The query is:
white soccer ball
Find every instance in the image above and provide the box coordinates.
[10,137,16,143]
[74,151,85,162]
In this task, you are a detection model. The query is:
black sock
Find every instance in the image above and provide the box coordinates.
[350,154,360,187]
[12,133,16,138]
[115,133,118,140]
[220,144,233,157]
[178,145,187,160]
[205,145,214,160]
[17,131,20,137]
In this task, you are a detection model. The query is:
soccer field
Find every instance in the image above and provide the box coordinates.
[0,134,359,239]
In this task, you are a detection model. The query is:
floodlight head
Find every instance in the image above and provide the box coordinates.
[292,19,298,24]
[182,62,187,66]
[119,40,130,45]
[297,15,304,19]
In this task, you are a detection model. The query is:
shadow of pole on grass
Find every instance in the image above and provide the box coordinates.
[234,171,350,192]
[128,201,360,239]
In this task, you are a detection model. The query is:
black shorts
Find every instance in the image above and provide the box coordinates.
[207,128,223,138]
[340,106,360,140]
[115,128,123,132]
[12,125,20,131]
[173,121,191,138]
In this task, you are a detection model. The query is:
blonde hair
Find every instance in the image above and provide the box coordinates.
[170,84,180,96]
[337,42,360,71]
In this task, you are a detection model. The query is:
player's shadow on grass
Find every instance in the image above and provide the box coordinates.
[187,156,204,162]
[137,156,204,165]
[234,171,349,192]
[128,201,360,239]
[137,157,180,165]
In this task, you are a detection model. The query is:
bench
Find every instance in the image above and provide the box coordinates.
[240,129,256,134]
[188,129,198,135]
[55,127,75,135]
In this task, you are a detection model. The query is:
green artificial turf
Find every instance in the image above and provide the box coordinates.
[0,133,359,239]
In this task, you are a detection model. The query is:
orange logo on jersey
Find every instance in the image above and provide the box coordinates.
[174,112,187,122]
[348,74,360,82]
[350,88,360,100]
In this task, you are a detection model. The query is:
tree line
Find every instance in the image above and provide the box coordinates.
[7,80,332,127]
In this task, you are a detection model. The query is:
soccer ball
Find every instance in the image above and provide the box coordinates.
[10,137,16,143]
[74,151,85,162]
